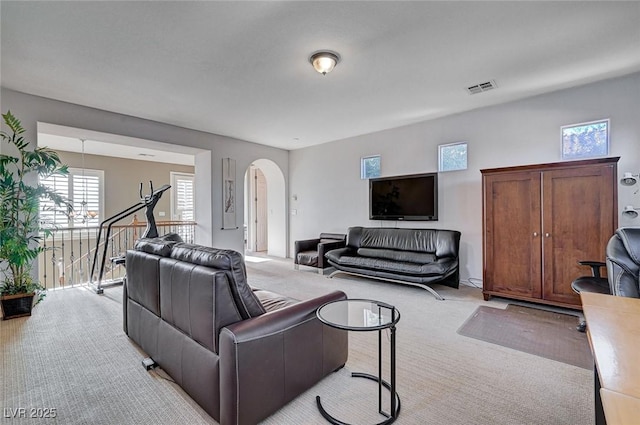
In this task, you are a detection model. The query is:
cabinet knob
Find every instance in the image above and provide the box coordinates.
[533,232,538,237]
[545,233,551,237]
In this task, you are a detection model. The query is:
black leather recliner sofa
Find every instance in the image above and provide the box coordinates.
[325,226,461,300]
[124,236,348,425]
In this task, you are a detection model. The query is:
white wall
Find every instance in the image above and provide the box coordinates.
[1,88,289,255]
[290,72,640,282]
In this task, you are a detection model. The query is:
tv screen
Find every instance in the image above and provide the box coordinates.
[369,173,438,221]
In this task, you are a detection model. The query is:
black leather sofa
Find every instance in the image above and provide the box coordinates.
[123,236,348,425]
[606,227,640,298]
[326,226,461,299]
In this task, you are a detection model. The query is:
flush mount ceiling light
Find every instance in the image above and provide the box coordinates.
[309,51,340,75]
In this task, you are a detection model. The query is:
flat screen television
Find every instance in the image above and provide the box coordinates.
[369,172,438,221]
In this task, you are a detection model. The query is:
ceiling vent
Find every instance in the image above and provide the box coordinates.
[466,80,497,95]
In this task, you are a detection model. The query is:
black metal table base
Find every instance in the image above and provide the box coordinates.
[316,372,401,425]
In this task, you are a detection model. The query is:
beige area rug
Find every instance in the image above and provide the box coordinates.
[0,257,594,425]
[457,304,593,369]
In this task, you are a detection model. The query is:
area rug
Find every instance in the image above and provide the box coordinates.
[457,304,593,369]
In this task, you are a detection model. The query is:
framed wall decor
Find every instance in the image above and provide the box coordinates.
[438,141,468,172]
[561,119,609,160]
[222,157,237,229]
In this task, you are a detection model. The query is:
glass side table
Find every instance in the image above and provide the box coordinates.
[316,299,401,425]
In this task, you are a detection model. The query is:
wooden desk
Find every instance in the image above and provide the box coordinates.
[599,389,640,425]
[581,292,640,425]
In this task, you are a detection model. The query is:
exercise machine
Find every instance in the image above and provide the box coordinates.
[89,181,170,294]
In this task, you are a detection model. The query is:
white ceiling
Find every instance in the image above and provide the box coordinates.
[2,1,640,152]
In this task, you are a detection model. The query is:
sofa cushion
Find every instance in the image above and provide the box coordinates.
[297,250,319,267]
[170,243,266,319]
[332,254,451,276]
[253,289,299,312]
[159,258,245,353]
[134,237,179,257]
[347,226,460,258]
[357,248,436,264]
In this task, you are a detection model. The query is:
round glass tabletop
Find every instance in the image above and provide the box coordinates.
[316,299,400,331]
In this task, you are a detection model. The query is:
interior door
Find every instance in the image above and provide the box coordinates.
[255,168,268,252]
[483,171,542,299]
[542,164,616,305]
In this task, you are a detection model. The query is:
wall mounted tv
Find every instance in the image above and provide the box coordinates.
[369,172,438,221]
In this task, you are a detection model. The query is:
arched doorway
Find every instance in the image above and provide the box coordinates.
[244,159,286,257]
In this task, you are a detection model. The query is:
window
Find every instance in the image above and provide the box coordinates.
[171,172,195,221]
[361,155,381,179]
[40,168,103,228]
[438,142,468,172]
[561,119,609,160]
[39,174,69,228]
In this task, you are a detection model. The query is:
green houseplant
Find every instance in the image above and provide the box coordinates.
[0,111,70,319]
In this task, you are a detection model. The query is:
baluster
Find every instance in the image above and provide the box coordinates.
[50,233,57,290]
[42,235,49,290]
[77,227,83,285]
[60,233,66,288]
[68,227,76,287]
[86,227,92,284]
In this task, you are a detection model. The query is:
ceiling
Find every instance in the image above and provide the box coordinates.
[2,1,640,152]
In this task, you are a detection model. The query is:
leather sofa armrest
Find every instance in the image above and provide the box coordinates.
[318,240,347,268]
[219,290,348,425]
[325,246,353,263]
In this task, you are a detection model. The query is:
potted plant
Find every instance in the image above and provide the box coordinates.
[0,110,70,319]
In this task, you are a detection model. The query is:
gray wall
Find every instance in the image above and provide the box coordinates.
[290,72,640,282]
[55,151,194,220]
[1,88,289,254]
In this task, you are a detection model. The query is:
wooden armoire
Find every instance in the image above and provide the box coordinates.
[481,157,619,309]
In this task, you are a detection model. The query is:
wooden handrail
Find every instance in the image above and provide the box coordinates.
[39,220,196,290]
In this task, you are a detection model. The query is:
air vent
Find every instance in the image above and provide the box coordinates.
[466,80,497,95]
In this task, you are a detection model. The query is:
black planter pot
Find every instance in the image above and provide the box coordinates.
[1,293,35,320]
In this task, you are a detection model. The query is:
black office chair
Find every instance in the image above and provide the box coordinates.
[606,227,640,298]
[571,260,611,332]
[571,227,640,332]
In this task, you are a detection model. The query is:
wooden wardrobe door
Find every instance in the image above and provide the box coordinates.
[483,171,542,299]
[541,164,616,305]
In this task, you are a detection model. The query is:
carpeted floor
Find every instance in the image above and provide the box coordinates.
[1,256,593,425]
[457,304,592,369]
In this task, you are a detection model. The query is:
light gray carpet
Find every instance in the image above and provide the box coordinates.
[1,257,593,425]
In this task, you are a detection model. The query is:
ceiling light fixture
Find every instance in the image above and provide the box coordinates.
[309,51,340,75]
[68,139,98,224]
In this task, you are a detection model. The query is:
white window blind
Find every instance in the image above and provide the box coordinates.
[171,173,195,221]
[39,168,103,228]
[39,174,69,228]
[72,172,101,226]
